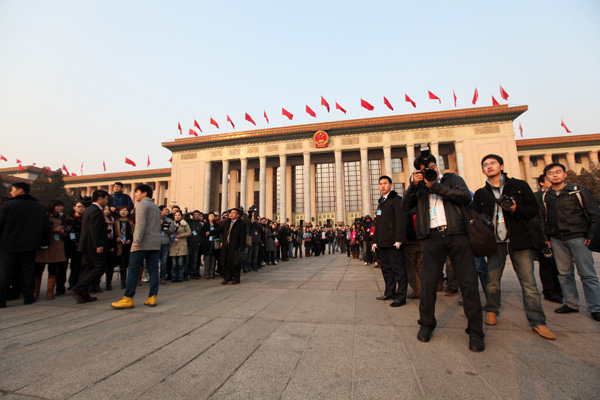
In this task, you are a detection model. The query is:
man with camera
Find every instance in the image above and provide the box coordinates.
[473,155,554,340]
[402,151,484,351]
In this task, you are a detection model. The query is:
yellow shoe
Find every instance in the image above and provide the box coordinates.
[144,295,157,307]
[532,325,556,340]
[484,312,497,326]
[111,296,134,309]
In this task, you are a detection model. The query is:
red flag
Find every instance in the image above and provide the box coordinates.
[227,115,235,129]
[361,98,374,111]
[335,102,346,114]
[561,118,571,134]
[169,156,172,163]
[306,105,316,118]
[519,121,523,138]
[321,96,330,112]
[405,94,416,108]
[43,167,50,176]
[80,162,83,175]
[16,158,22,163]
[71,172,77,176]
[264,110,269,124]
[18,164,24,172]
[453,88,457,108]
[125,157,136,167]
[147,155,151,167]
[0,155,6,161]
[178,122,182,135]
[282,107,294,120]
[103,160,106,172]
[210,117,219,129]
[245,113,256,126]
[189,128,198,137]
[499,84,509,100]
[428,91,441,103]
[383,96,394,111]
[62,164,69,175]
[194,120,202,133]
[491,95,500,106]
[472,87,479,105]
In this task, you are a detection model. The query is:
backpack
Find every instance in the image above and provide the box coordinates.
[460,205,498,258]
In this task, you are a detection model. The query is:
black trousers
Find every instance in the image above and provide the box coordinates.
[0,251,36,305]
[221,247,241,283]
[536,250,563,297]
[68,252,83,289]
[378,246,407,300]
[71,251,108,297]
[420,231,484,338]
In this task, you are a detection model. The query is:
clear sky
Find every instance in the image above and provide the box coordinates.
[0,0,598,175]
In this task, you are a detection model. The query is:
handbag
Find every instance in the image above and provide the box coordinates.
[350,240,356,246]
[246,235,253,247]
[213,237,221,250]
[234,250,248,267]
[460,205,498,258]
[287,236,293,243]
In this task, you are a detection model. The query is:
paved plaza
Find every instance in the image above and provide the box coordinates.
[1,253,600,400]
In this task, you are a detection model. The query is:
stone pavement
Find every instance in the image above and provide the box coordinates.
[1,252,600,400]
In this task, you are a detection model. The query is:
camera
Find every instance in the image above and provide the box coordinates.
[497,195,515,209]
[421,168,438,181]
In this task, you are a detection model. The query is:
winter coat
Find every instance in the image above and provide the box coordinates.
[0,194,49,253]
[115,217,134,256]
[131,198,161,251]
[169,219,191,256]
[63,212,83,258]
[36,215,66,263]
[264,226,275,252]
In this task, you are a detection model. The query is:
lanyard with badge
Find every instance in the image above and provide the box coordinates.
[376,196,385,216]
[429,196,439,220]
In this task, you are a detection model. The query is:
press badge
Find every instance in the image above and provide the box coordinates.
[497,209,505,224]
[376,210,382,216]
[209,236,213,241]
[429,208,438,220]
[69,232,76,240]
[192,230,197,236]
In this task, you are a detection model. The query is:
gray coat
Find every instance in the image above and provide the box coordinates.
[132,198,161,251]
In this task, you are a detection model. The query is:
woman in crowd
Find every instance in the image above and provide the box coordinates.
[264,221,277,265]
[169,210,191,282]
[114,205,134,289]
[303,227,312,257]
[101,205,116,292]
[34,200,66,300]
[201,212,219,279]
[62,201,85,294]
[349,224,360,259]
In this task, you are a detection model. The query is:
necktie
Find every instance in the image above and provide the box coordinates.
[226,220,235,245]
[379,196,385,207]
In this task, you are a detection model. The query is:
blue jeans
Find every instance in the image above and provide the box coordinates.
[486,243,546,327]
[328,241,334,254]
[249,245,260,269]
[551,236,600,313]
[171,256,186,281]
[159,243,170,280]
[125,250,160,298]
[475,257,489,301]
[288,242,294,258]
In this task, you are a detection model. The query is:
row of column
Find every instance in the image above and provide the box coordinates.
[521,150,599,185]
[71,180,169,206]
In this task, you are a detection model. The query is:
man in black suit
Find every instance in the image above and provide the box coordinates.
[70,190,109,304]
[372,176,408,307]
[218,208,247,285]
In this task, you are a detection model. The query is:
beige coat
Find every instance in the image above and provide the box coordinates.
[169,219,191,256]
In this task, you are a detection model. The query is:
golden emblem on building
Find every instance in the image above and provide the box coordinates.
[313,130,329,148]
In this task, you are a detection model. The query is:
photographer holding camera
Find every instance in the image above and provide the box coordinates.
[402,149,484,351]
[473,154,554,340]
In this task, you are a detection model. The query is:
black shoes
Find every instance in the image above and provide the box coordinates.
[390,299,406,308]
[554,305,579,314]
[469,337,485,352]
[544,294,563,304]
[417,327,432,343]
[591,312,600,322]
[376,295,392,301]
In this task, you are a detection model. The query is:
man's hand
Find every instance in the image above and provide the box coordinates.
[545,241,552,249]
[110,207,116,213]
[425,180,435,189]
[371,243,378,252]
[96,247,104,254]
[132,245,141,251]
[584,239,591,246]
[412,171,424,185]
[502,200,517,213]
[394,242,402,249]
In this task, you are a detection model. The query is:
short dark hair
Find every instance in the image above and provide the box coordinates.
[172,205,180,210]
[114,182,123,188]
[46,199,64,215]
[537,174,546,186]
[11,182,30,194]
[135,184,153,199]
[193,210,201,214]
[159,205,167,211]
[92,189,109,202]
[481,154,504,167]
[413,155,437,170]
[379,175,392,184]
[543,163,566,175]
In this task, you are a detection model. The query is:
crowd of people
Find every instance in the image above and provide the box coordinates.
[1,153,599,353]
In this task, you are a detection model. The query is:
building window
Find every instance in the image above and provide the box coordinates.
[530,156,538,167]
[219,172,222,184]
[396,182,405,196]
[253,191,259,211]
[552,155,560,163]
[236,170,241,183]
[438,154,449,171]
[218,193,222,213]
[254,168,259,182]
[316,163,335,212]
[272,167,280,215]
[292,165,304,213]
[344,161,361,211]
[236,192,240,207]
[575,153,582,164]
[391,158,403,173]
[369,159,382,213]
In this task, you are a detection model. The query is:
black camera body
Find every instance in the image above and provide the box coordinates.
[421,168,438,182]
[497,195,515,209]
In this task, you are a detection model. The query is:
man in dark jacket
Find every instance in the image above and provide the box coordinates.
[402,153,484,352]
[248,217,263,271]
[362,216,375,265]
[372,176,408,307]
[0,183,49,307]
[186,211,204,279]
[70,190,109,304]
[218,208,247,284]
[277,223,290,261]
[473,155,554,340]
[542,163,600,321]
[109,182,134,213]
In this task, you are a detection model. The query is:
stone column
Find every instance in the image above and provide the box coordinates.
[240,158,248,211]
[303,152,312,227]
[589,150,599,165]
[566,152,576,172]
[360,148,371,216]
[221,160,229,212]
[430,142,440,168]
[154,181,162,205]
[279,155,287,223]
[383,145,392,177]
[259,156,266,217]
[334,149,344,225]
[405,145,415,183]
[204,162,211,212]
[521,156,532,188]
[543,153,553,166]
[455,141,465,177]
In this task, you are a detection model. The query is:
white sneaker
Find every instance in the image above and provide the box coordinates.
[364,262,368,265]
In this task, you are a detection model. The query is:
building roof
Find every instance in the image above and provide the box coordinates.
[516,133,600,151]
[0,165,45,175]
[163,105,528,151]
[0,174,32,184]
[63,168,171,185]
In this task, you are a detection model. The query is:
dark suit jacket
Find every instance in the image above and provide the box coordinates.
[373,190,408,247]
[77,204,108,254]
[219,218,247,252]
